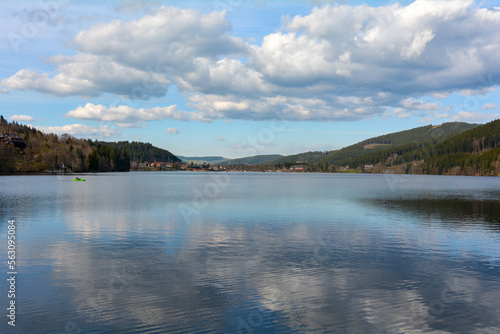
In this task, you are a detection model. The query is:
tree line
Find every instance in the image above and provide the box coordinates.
[98,141,180,163]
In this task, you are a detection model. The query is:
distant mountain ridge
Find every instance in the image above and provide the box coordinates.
[219,154,284,166]
[179,154,284,166]
[178,156,226,164]
[271,151,334,165]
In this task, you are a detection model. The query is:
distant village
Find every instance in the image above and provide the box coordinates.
[130,160,394,174]
[133,161,225,172]
[132,161,313,173]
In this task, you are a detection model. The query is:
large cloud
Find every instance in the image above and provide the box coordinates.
[2,1,500,122]
[187,94,386,121]
[65,103,212,123]
[39,124,118,138]
[2,55,169,99]
[452,110,500,122]
[72,7,247,72]
[1,7,245,100]
[265,0,500,96]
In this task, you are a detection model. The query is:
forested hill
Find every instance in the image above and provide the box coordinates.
[271,151,334,165]
[0,116,179,174]
[325,119,500,176]
[315,122,479,165]
[424,119,500,175]
[98,141,181,163]
[0,116,130,173]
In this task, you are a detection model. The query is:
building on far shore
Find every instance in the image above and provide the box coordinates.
[150,162,174,169]
[290,165,308,172]
[0,133,28,150]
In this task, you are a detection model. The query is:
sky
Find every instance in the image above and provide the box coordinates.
[1,0,500,158]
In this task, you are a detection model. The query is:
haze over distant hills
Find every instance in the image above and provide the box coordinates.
[178,155,284,166]
[219,155,284,166]
[177,156,226,164]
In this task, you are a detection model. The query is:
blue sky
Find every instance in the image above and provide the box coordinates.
[1,0,500,158]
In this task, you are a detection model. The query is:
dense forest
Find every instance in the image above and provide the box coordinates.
[423,119,500,175]
[97,141,180,163]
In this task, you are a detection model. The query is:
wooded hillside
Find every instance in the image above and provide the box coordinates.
[315,120,500,176]
[315,122,479,166]
[0,116,130,173]
[98,141,180,163]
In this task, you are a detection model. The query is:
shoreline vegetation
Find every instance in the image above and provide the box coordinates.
[1,115,499,177]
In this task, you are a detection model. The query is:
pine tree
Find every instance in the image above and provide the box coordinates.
[88,150,99,171]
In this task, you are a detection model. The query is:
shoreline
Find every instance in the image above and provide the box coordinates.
[1,170,498,177]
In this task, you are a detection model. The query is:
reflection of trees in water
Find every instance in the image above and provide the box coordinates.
[366,197,500,229]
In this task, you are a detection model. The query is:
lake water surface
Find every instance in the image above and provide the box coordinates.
[1,172,499,333]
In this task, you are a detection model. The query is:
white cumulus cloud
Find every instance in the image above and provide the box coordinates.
[452,111,500,122]
[400,29,435,60]
[39,124,118,138]
[481,103,498,110]
[1,7,245,100]
[9,114,36,122]
[1,55,170,99]
[166,128,179,134]
[65,103,211,122]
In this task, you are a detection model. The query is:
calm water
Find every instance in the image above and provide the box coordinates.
[1,172,500,333]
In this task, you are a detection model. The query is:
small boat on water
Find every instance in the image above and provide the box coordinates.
[72,178,86,182]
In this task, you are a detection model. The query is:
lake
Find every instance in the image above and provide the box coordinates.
[1,172,499,333]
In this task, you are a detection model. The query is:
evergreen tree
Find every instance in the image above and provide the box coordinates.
[88,150,99,171]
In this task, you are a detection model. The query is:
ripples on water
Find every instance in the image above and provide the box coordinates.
[1,172,499,333]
